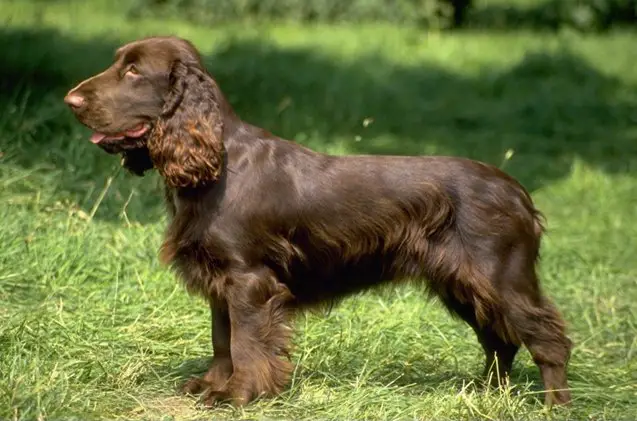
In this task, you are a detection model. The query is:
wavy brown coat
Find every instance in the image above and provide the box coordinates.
[64,36,573,408]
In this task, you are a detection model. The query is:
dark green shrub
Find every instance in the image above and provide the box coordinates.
[468,0,636,31]
[128,0,472,29]
[127,0,636,31]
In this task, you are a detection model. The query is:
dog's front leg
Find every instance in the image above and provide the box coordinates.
[201,268,294,407]
[182,298,233,395]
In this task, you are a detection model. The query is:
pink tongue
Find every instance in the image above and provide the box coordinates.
[89,124,148,144]
[90,132,109,144]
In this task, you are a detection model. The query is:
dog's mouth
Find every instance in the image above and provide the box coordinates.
[89,123,150,144]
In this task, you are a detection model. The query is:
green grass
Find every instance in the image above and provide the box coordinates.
[1,1,637,420]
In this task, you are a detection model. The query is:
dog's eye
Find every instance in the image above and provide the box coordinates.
[125,65,140,77]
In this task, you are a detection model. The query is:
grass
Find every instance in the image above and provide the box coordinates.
[1,0,637,420]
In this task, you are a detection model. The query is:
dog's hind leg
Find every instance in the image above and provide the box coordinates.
[438,292,520,387]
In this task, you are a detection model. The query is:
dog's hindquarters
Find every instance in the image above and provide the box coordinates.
[405,171,572,405]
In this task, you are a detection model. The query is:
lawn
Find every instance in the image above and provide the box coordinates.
[1,1,636,420]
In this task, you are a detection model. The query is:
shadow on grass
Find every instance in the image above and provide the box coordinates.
[156,351,545,404]
[1,26,636,224]
[160,354,474,393]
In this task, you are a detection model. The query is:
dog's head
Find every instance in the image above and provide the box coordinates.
[64,36,225,186]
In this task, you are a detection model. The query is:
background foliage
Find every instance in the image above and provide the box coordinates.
[129,0,637,31]
[1,0,636,420]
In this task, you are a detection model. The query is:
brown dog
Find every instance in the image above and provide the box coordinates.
[64,36,572,407]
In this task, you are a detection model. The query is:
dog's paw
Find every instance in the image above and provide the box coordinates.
[199,386,252,408]
[180,377,209,395]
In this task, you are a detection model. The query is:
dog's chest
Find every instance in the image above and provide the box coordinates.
[164,229,229,299]
[162,192,229,298]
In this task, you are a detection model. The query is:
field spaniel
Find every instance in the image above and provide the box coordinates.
[64,36,572,407]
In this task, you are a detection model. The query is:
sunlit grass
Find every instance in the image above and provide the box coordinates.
[1,1,636,420]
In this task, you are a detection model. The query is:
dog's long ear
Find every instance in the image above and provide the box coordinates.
[148,61,224,188]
